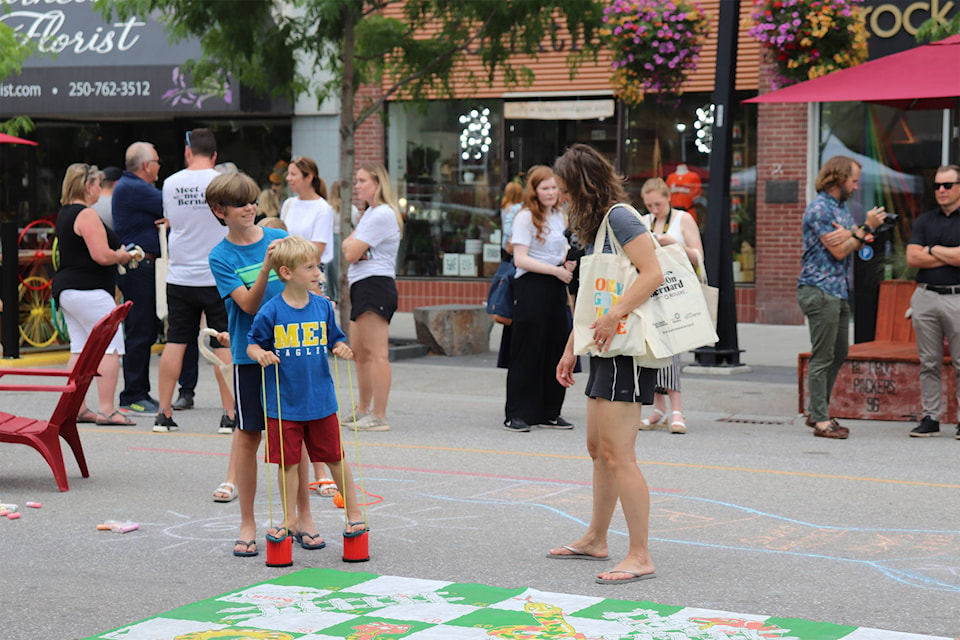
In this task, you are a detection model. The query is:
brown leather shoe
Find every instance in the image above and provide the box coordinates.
[813,424,849,439]
[806,416,845,429]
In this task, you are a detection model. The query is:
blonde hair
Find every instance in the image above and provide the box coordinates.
[271,235,321,277]
[358,163,403,236]
[257,188,281,218]
[257,216,286,230]
[61,163,99,205]
[641,177,670,200]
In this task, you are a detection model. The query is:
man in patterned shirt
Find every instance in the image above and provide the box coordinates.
[797,156,886,439]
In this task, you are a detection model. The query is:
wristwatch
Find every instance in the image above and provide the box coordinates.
[928,245,934,255]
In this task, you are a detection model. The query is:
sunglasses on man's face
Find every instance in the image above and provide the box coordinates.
[934,182,957,191]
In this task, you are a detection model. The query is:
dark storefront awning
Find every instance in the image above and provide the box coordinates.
[745,34,960,111]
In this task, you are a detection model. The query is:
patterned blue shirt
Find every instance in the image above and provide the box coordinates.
[797,191,855,299]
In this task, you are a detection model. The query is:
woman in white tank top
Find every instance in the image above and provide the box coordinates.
[639,177,704,435]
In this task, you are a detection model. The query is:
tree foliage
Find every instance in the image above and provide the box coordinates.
[94,0,603,325]
[915,13,960,43]
[0,21,34,135]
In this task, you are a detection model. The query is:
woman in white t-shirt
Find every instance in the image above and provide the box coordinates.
[342,164,403,432]
[282,156,335,292]
[503,165,576,433]
[638,177,704,435]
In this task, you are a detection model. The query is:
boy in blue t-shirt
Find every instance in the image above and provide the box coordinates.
[207,171,290,558]
[247,235,367,547]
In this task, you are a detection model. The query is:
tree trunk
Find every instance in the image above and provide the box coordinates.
[337,3,357,336]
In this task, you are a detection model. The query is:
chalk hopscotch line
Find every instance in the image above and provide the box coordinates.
[411,478,960,594]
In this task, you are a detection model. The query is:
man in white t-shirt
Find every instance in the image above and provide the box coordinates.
[154,129,235,445]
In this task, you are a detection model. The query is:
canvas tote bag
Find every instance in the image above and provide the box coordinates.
[155,223,169,321]
[572,204,671,368]
[638,235,718,359]
[693,249,719,329]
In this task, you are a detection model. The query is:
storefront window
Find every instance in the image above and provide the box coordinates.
[388,100,504,278]
[620,92,757,283]
[819,102,947,278]
[0,118,291,223]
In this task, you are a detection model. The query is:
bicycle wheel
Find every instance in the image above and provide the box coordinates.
[50,295,70,343]
[19,276,58,348]
[18,219,56,290]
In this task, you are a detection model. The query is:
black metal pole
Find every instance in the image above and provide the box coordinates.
[2,219,20,359]
[693,0,742,366]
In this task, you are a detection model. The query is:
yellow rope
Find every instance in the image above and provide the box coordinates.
[261,365,289,533]
[346,358,367,525]
[334,354,367,527]
[261,367,273,527]
[274,368,289,527]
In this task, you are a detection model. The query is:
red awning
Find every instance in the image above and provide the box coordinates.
[0,133,38,146]
[745,34,960,110]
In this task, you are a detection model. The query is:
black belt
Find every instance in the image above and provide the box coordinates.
[920,283,960,295]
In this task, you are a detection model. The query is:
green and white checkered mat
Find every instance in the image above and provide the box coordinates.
[88,568,953,639]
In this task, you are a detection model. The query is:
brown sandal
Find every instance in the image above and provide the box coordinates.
[813,423,849,439]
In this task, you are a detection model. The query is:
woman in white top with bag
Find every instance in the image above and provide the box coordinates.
[639,177,704,435]
[503,166,576,433]
[282,156,335,293]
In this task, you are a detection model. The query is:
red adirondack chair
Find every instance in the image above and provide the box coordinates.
[0,301,132,491]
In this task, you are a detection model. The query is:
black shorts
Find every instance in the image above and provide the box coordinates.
[165,284,228,346]
[584,355,657,404]
[350,276,398,322]
[233,363,266,432]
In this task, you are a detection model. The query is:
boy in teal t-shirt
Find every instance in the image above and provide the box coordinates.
[248,235,367,547]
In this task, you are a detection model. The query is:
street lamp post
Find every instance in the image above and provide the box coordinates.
[692,0,744,367]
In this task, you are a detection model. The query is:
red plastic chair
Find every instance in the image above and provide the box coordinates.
[0,301,132,491]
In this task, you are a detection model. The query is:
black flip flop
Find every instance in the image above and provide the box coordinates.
[232,539,258,557]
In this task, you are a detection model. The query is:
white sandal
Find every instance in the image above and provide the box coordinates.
[213,481,238,503]
[669,411,687,434]
[640,408,667,430]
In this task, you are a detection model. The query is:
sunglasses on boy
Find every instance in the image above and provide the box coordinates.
[222,200,258,209]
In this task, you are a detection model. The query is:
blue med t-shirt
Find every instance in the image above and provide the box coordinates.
[247,293,346,421]
[209,226,287,364]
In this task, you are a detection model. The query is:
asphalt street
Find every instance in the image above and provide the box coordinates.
[1,319,958,639]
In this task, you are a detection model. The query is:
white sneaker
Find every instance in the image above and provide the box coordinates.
[346,414,390,432]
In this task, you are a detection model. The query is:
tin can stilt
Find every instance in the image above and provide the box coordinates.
[343,530,369,562]
[266,535,293,567]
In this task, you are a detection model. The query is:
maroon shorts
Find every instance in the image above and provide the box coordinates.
[265,413,342,465]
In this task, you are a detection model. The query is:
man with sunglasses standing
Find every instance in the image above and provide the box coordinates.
[907,165,960,438]
[114,141,164,416]
[154,130,235,447]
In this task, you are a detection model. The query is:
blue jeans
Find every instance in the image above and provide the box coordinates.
[798,285,849,423]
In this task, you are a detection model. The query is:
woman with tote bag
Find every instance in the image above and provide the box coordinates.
[638,177,705,435]
[550,144,660,585]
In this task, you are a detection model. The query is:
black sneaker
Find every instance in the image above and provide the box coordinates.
[153,412,180,433]
[218,412,235,435]
[909,416,940,437]
[539,417,574,429]
[955,424,960,440]
[503,418,531,432]
[173,391,195,411]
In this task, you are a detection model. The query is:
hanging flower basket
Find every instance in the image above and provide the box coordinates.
[601,0,710,106]
[748,0,869,89]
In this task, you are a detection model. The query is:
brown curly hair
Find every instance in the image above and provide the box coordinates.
[553,144,628,246]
